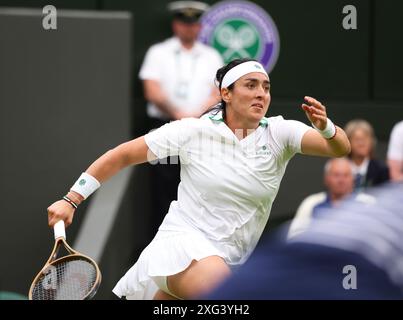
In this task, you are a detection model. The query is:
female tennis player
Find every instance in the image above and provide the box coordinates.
[47,58,351,300]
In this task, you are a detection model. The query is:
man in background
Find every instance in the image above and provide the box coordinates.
[139,1,224,234]
[288,158,374,238]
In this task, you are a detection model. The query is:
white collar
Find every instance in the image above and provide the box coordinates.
[208,110,268,127]
[170,37,201,55]
[350,158,370,176]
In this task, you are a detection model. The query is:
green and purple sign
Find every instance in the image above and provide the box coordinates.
[199,0,280,72]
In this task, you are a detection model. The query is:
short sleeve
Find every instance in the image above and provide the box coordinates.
[139,45,162,81]
[387,122,403,161]
[144,118,197,159]
[271,117,311,157]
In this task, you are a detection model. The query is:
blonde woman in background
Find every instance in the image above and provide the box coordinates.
[344,119,389,190]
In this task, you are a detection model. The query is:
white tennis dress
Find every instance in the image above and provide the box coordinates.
[112,110,310,299]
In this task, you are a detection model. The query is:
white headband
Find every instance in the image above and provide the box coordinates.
[221,61,269,89]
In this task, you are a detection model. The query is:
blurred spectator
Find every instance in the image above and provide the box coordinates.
[139,1,224,233]
[344,119,389,190]
[387,121,403,182]
[288,158,374,238]
[140,1,223,123]
[207,183,403,300]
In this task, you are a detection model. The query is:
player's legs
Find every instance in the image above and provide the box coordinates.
[166,255,231,299]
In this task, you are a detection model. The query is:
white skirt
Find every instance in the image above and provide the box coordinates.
[112,229,223,299]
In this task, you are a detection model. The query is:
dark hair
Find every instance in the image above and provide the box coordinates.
[206,58,257,119]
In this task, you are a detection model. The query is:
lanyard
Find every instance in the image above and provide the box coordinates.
[174,48,200,99]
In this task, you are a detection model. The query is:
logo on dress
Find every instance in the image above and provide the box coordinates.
[199,0,280,72]
[256,145,270,156]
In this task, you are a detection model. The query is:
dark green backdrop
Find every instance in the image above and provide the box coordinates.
[1,0,402,139]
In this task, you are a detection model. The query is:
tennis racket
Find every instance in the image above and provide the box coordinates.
[29,220,102,300]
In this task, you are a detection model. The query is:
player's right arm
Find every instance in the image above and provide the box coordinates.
[86,136,152,182]
[47,136,155,227]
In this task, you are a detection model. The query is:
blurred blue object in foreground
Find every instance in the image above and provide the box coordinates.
[207,183,403,300]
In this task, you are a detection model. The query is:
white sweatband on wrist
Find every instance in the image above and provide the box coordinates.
[312,118,337,139]
[221,61,269,89]
[70,172,101,199]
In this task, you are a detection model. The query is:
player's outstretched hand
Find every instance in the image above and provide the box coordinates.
[301,96,328,130]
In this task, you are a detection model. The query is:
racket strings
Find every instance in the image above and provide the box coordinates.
[32,258,97,300]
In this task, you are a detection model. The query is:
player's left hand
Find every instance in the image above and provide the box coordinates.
[301,96,328,130]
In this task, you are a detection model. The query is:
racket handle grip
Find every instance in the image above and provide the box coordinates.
[54,220,66,239]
